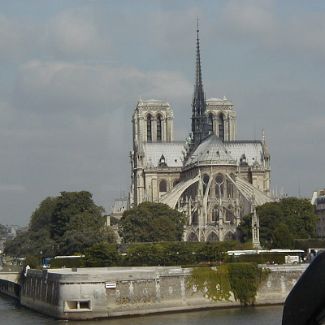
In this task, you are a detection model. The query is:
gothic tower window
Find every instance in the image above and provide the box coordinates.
[159,179,167,193]
[218,114,224,141]
[207,113,213,134]
[157,114,162,141]
[147,114,152,142]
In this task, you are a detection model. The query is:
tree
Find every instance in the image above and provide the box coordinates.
[50,191,104,239]
[237,197,318,249]
[29,197,59,232]
[4,191,115,257]
[273,223,294,248]
[0,224,6,238]
[119,202,186,243]
[84,242,119,267]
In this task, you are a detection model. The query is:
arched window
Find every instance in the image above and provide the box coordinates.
[207,232,219,242]
[188,232,199,242]
[203,174,210,194]
[224,232,235,241]
[227,179,233,198]
[157,114,162,142]
[218,114,224,141]
[215,173,224,198]
[207,113,213,134]
[147,114,152,142]
[159,179,167,192]
[191,211,198,225]
[208,113,213,134]
[212,205,219,222]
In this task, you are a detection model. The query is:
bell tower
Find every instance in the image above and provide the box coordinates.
[130,99,174,206]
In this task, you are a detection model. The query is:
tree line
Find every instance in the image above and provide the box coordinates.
[237,197,318,248]
[4,193,320,262]
[4,191,115,257]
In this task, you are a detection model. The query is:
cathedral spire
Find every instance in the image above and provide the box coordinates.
[195,18,203,91]
[191,19,208,145]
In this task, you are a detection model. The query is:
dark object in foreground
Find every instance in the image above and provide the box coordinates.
[282,252,325,325]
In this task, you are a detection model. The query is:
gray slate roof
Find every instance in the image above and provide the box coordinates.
[143,137,265,169]
[184,135,236,167]
[143,142,184,168]
[224,141,264,166]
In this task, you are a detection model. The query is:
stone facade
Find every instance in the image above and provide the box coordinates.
[129,28,272,242]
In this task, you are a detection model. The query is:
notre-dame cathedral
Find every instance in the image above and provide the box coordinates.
[127,26,272,242]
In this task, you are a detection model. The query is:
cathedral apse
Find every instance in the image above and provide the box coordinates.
[128,25,272,242]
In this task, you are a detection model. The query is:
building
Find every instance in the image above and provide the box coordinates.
[311,189,325,237]
[129,26,272,242]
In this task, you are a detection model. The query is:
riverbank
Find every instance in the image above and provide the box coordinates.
[0,294,284,324]
[0,264,304,320]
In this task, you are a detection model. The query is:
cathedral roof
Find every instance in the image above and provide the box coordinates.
[206,97,233,106]
[224,141,264,166]
[184,135,237,167]
[143,142,184,168]
[137,99,170,108]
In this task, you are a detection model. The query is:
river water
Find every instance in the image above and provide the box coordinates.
[0,294,283,324]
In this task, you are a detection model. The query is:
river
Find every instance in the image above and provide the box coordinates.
[0,294,283,324]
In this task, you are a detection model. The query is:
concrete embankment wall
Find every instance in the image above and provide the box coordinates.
[18,265,308,320]
[0,272,20,299]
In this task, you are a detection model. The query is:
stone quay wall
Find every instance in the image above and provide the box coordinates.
[17,264,308,320]
[0,272,20,299]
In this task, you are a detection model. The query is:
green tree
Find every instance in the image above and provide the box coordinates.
[4,231,32,257]
[273,223,294,248]
[0,224,6,238]
[84,242,119,267]
[4,191,115,258]
[119,202,186,243]
[29,197,59,232]
[50,191,104,239]
[237,197,318,249]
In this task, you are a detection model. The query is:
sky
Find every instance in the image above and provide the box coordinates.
[0,0,324,225]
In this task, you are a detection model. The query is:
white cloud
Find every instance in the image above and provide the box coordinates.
[0,7,110,62]
[14,60,192,114]
[0,184,26,192]
[219,1,325,58]
[221,0,275,38]
[47,7,110,57]
[0,14,37,61]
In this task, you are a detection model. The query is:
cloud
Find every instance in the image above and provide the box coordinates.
[219,0,325,58]
[221,0,275,38]
[0,7,110,62]
[47,7,110,58]
[13,60,192,115]
[0,14,37,62]
[0,184,26,192]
